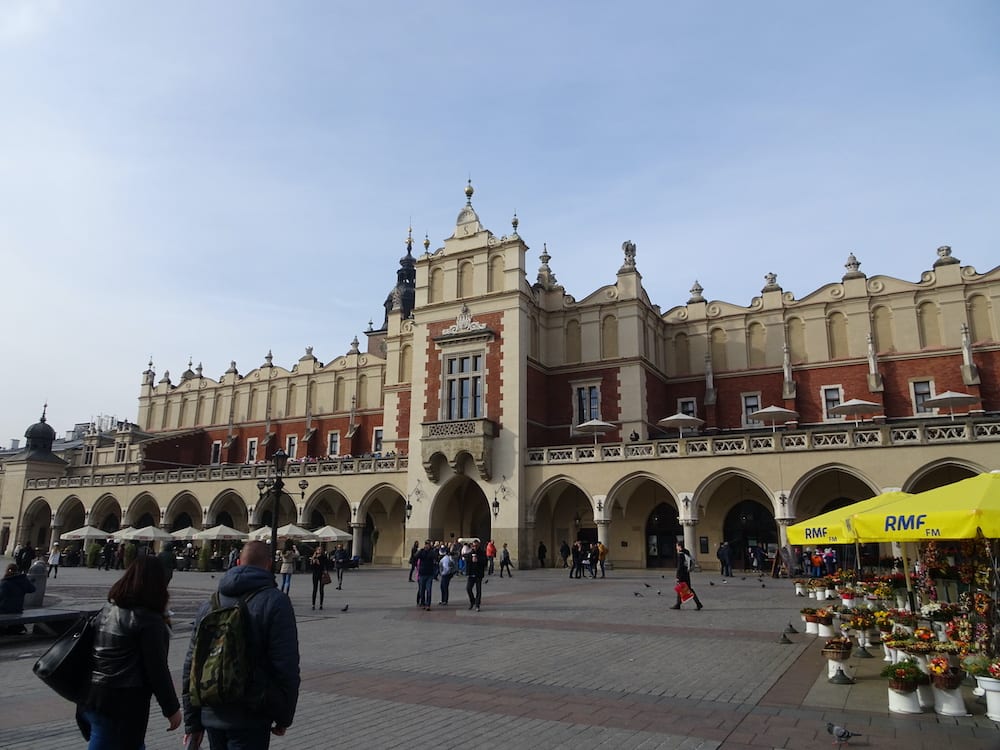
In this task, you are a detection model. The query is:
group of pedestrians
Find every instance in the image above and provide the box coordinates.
[566,540,608,578]
[410,538,492,611]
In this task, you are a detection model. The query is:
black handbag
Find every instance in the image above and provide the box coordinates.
[33,612,97,702]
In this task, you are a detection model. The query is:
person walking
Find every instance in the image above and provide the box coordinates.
[332,543,349,589]
[47,543,61,578]
[309,547,329,610]
[485,540,497,575]
[570,542,584,579]
[77,555,182,748]
[464,539,487,611]
[498,542,513,577]
[670,541,703,610]
[597,541,608,578]
[717,541,733,578]
[182,540,300,750]
[279,544,298,595]
[537,541,547,568]
[559,540,571,568]
[414,540,438,611]
[101,541,115,571]
[407,540,419,582]
[438,547,455,605]
[15,541,33,574]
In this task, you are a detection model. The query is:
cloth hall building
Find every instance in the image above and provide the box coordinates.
[3,183,1000,570]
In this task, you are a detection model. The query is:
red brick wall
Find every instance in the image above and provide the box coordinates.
[526,366,622,446]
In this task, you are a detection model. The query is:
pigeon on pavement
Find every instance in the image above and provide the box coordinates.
[826,722,860,746]
[341,604,349,612]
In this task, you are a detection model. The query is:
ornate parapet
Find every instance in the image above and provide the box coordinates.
[420,419,498,481]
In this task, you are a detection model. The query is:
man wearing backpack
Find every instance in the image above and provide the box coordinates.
[182,540,300,749]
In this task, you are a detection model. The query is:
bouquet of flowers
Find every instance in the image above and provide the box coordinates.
[913,627,935,642]
[845,611,875,631]
[920,602,957,622]
[874,610,893,631]
[928,656,951,675]
[889,609,917,627]
[872,582,894,599]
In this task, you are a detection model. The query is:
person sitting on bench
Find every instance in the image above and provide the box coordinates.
[0,563,36,634]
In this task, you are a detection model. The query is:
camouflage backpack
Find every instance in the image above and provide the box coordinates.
[188,587,266,708]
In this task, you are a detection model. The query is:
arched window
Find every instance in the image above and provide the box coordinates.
[917,301,941,348]
[969,294,994,343]
[787,317,807,363]
[565,319,581,364]
[246,389,256,421]
[398,344,412,383]
[334,377,346,412]
[710,328,728,371]
[488,254,504,292]
[601,315,618,359]
[458,261,474,298]
[673,332,690,375]
[748,322,766,368]
[828,312,848,359]
[872,305,894,353]
[357,375,368,409]
[429,267,444,303]
[286,383,297,417]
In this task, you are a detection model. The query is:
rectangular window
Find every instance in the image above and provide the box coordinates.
[742,393,761,427]
[246,438,258,463]
[678,398,697,417]
[210,441,222,465]
[912,380,934,414]
[114,443,127,463]
[373,427,383,453]
[286,435,297,459]
[327,431,340,457]
[83,445,95,466]
[444,353,483,420]
[575,385,600,424]
[822,386,843,420]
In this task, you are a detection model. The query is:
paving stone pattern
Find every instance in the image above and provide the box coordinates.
[0,563,997,749]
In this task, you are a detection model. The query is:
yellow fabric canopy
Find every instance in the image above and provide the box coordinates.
[786,491,911,545]
[847,472,1000,542]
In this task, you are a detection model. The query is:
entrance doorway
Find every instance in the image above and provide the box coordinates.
[722,500,777,573]
[645,502,681,567]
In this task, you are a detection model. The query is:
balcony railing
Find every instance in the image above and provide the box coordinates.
[24,454,409,490]
[526,418,1000,464]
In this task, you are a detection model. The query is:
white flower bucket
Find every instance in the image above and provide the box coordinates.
[794,583,806,596]
[827,658,854,680]
[883,644,895,662]
[841,597,855,608]
[807,590,816,599]
[887,686,923,714]
[815,589,827,601]
[932,685,970,716]
[917,683,934,709]
[805,620,819,635]
[975,677,1000,722]
[817,622,836,638]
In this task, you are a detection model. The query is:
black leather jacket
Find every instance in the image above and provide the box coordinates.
[86,603,179,719]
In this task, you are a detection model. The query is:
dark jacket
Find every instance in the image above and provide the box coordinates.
[676,548,693,583]
[415,547,438,577]
[85,603,180,720]
[182,565,300,733]
[0,573,36,614]
[463,547,487,578]
[332,548,350,568]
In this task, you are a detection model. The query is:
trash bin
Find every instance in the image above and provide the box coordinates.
[25,559,47,607]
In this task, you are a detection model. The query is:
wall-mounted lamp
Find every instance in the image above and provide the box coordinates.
[492,497,500,518]
[404,500,413,522]
[298,479,309,499]
[493,476,509,519]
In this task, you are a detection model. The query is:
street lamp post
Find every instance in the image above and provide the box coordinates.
[270,449,288,575]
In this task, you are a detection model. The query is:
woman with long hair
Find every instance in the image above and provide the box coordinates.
[77,554,181,749]
[309,546,329,609]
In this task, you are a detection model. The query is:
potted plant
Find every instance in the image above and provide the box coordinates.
[881,658,926,692]
[962,655,1000,721]
[822,635,853,660]
[928,655,964,691]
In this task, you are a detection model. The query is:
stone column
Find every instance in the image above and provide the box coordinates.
[681,519,698,569]
[49,522,63,547]
[350,522,364,561]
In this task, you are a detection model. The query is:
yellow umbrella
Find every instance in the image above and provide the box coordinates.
[787,491,911,545]
[848,472,1000,542]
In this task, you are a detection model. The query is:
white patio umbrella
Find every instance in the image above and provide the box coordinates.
[276,523,318,541]
[59,525,112,542]
[656,412,705,438]
[194,524,249,541]
[170,527,202,541]
[312,525,352,542]
[922,390,981,420]
[747,405,799,432]
[119,525,174,542]
[827,398,884,426]
[575,419,616,447]
[249,526,273,541]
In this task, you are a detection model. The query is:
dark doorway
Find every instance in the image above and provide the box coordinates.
[171,513,194,531]
[723,500,777,573]
[645,502,681,567]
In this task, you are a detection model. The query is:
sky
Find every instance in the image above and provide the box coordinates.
[1,1,998,445]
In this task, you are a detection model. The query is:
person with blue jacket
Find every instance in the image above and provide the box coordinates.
[182,540,300,749]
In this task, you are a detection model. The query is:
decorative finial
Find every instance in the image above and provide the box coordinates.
[41,403,48,422]
[511,211,519,233]
[843,253,864,279]
[933,244,960,266]
[762,272,781,293]
[423,233,430,252]
[196,362,203,377]
[406,226,413,254]
[688,280,705,304]
[305,345,313,357]
[348,336,360,355]
[536,243,558,289]
[620,240,636,270]
[188,357,193,369]
[465,179,474,204]
[147,357,154,370]
[265,350,273,366]
[367,319,373,332]
[227,360,238,374]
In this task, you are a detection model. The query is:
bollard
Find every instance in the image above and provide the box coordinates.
[25,558,47,607]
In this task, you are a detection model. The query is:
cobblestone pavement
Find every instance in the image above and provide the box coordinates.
[0,563,997,749]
